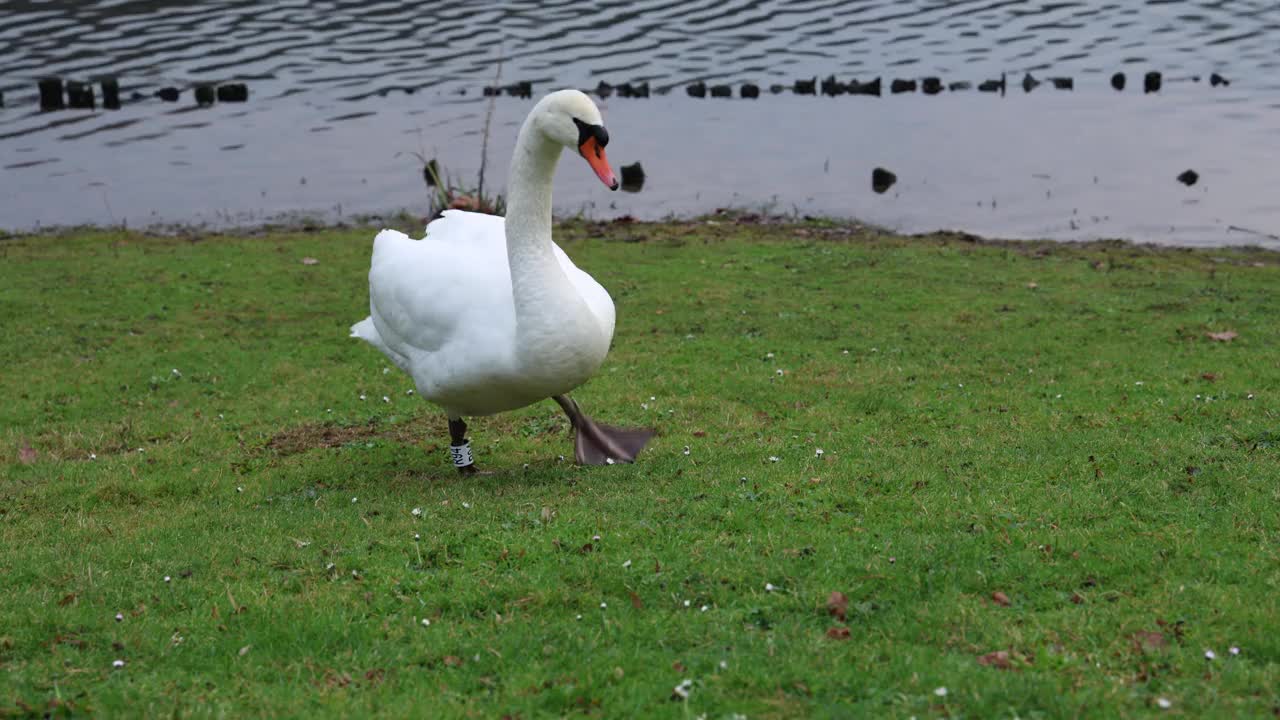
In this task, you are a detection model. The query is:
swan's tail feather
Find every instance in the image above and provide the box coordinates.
[350,316,412,374]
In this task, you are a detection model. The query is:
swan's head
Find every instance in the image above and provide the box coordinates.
[533,89,618,191]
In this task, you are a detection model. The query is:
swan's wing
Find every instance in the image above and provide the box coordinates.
[368,211,514,357]
[553,243,616,341]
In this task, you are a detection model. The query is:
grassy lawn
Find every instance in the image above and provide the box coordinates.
[1,218,1277,718]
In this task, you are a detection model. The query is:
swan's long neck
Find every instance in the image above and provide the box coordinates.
[504,115,602,366]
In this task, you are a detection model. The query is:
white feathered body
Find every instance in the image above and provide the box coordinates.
[351,209,616,418]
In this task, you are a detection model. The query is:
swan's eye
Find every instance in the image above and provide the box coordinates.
[573,117,609,151]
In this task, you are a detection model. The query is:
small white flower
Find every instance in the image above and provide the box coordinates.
[115,613,124,622]
[462,502,471,509]
[413,533,420,540]
[411,507,422,517]
[622,559,632,568]
[558,455,565,462]
[765,352,775,359]
[406,389,414,395]
[683,446,691,456]
[382,367,390,375]
[358,393,366,401]
[1135,381,1144,385]
[765,582,777,592]
[89,452,97,460]
[1156,697,1172,709]
[1204,649,1216,660]
[113,659,125,668]
[325,563,335,571]
[673,679,693,699]
[326,408,332,413]
[605,457,615,464]
[421,618,430,627]
[719,660,728,670]
[641,403,649,410]
[575,614,582,620]
[889,556,896,564]
[841,349,849,354]
[600,602,607,609]
[1055,394,1062,399]
[815,448,824,457]
[701,605,709,612]
[593,535,601,541]
[958,383,963,388]
[1247,394,1254,399]
[769,456,780,463]
[382,395,390,403]
[164,575,171,583]
[351,497,358,503]
[683,600,691,607]
[171,368,181,377]
[1230,646,1240,655]
[351,570,359,578]
[775,369,784,376]
[934,686,948,697]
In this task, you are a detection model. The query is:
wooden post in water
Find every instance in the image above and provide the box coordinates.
[102,79,121,109]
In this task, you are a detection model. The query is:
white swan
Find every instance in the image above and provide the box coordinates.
[350,89,654,473]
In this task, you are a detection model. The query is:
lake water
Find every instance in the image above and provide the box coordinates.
[2,0,1278,247]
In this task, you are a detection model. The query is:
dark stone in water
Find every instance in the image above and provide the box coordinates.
[620,162,645,192]
[871,167,897,194]
[978,73,1006,95]
[709,84,732,98]
[1210,72,1230,87]
[507,80,533,99]
[821,75,846,97]
[595,81,614,99]
[1177,169,1199,186]
[921,77,943,95]
[38,78,64,111]
[194,84,216,106]
[1144,71,1162,93]
[850,77,881,96]
[1021,73,1040,93]
[948,81,971,92]
[686,81,707,98]
[769,84,785,94]
[1111,72,1126,91]
[157,87,181,102]
[217,83,249,102]
[740,83,759,99]
[890,79,916,94]
[483,86,499,96]
[793,77,817,95]
[0,90,4,108]
[423,158,439,187]
[101,78,121,109]
[130,91,145,101]
[1050,77,1073,90]
[618,82,649,98]
[66,81,94,109]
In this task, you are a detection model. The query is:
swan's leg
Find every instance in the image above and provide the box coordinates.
[448,417,479,475]
[552,395,655,465]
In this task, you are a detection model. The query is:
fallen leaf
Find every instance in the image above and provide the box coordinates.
[301,257,319,266]
[1132,630,1166,654]
[57,593,77,607]
[1206,331,1238,342]
[1201,372,1217,382]
[18,444,36,464]
[1070,592,1085,604]
[991,591,1012,607]
[826,627,851,640]
[629,591,643,610]
[827,591,849,621]
[672,661,686,673]
[442,655,464,668]
[977,650,1013,669]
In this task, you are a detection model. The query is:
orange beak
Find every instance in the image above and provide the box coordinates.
[579,136,619,191]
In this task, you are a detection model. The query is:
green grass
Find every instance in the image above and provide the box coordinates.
[1,219,1278,718]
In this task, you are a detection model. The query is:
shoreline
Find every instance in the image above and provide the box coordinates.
[5,209,1279,260]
